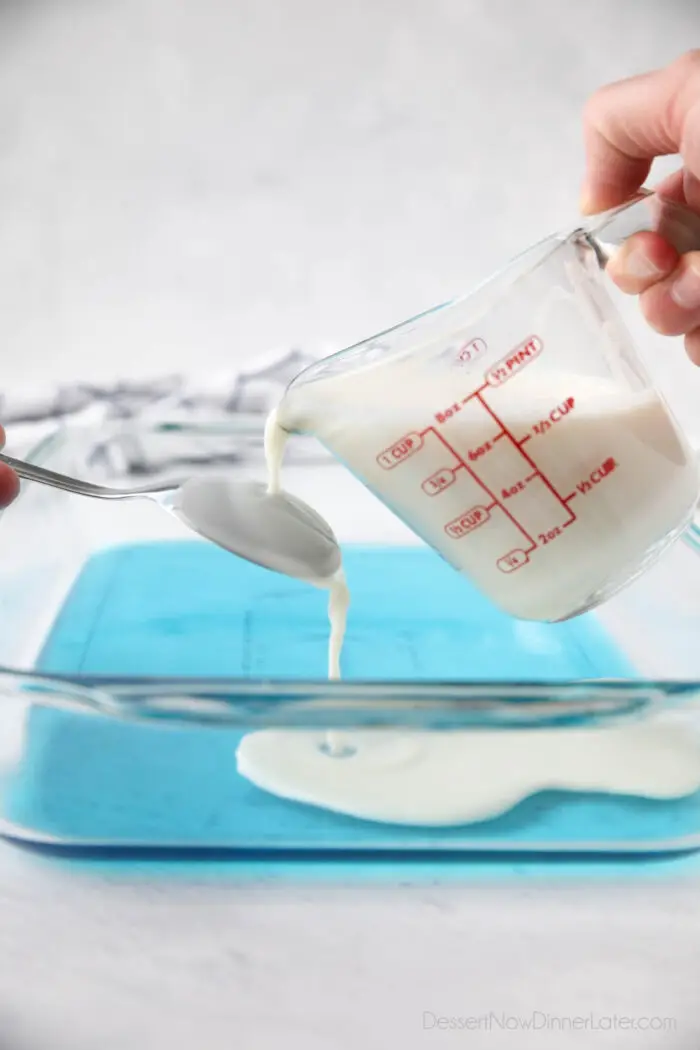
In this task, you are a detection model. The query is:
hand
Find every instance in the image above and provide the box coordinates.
[581,50,700,363]
[0,427,18,509]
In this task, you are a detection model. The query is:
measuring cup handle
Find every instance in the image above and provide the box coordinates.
[583,187,700,264]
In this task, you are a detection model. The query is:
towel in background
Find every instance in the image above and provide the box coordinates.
[1,348,332,476]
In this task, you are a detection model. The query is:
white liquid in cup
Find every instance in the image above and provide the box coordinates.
[274,348,700,622]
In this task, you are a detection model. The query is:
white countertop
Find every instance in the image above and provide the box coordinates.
[1,1,700,1046]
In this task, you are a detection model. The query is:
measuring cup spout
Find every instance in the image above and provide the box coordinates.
[582,187,700,266]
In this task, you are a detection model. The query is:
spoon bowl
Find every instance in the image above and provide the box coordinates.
[172,476,341,580]
[0,452,342,582]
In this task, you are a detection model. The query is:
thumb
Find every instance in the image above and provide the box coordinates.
[0,427,18,509]
[581,51,700,214]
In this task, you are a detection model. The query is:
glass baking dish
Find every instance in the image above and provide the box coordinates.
[1,417,700,856]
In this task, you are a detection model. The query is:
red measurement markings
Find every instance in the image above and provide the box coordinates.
[461,388,488,404]
[422,425,538,552]
[497,549,530,573]
[501,473,539,499]
[435,401,464,425]
[396,367,580,560]
[445,505,492,538]
[472,390,576,528]
[485,335,543,387]
[456,337,487,365]
[376,432,423,470]
[573,457,617,496]
[422,468,456,496]
[538,526,564,545]
[530,396,575,437]
[466,439,495,462]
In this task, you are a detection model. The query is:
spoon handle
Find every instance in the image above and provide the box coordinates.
[0,452,174,500]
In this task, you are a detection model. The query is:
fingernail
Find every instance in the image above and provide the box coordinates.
[671,259,700,309]
[579,184,598,215]
[579,179,625,216]
[609,245,663,281]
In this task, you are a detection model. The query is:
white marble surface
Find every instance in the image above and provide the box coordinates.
[2,1,700,1047]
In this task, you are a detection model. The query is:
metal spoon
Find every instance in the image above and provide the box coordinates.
[0,452,342,581]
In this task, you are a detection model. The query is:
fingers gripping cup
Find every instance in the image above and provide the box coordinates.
[277,192,700,622]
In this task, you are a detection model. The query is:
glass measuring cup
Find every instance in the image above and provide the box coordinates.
[276,191,700,622]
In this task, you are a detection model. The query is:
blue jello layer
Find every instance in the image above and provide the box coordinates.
[4,540,691,853]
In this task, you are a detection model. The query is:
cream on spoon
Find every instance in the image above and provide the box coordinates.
[0,451,344,586]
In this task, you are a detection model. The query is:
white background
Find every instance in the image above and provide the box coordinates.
[1,1,700,1047]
